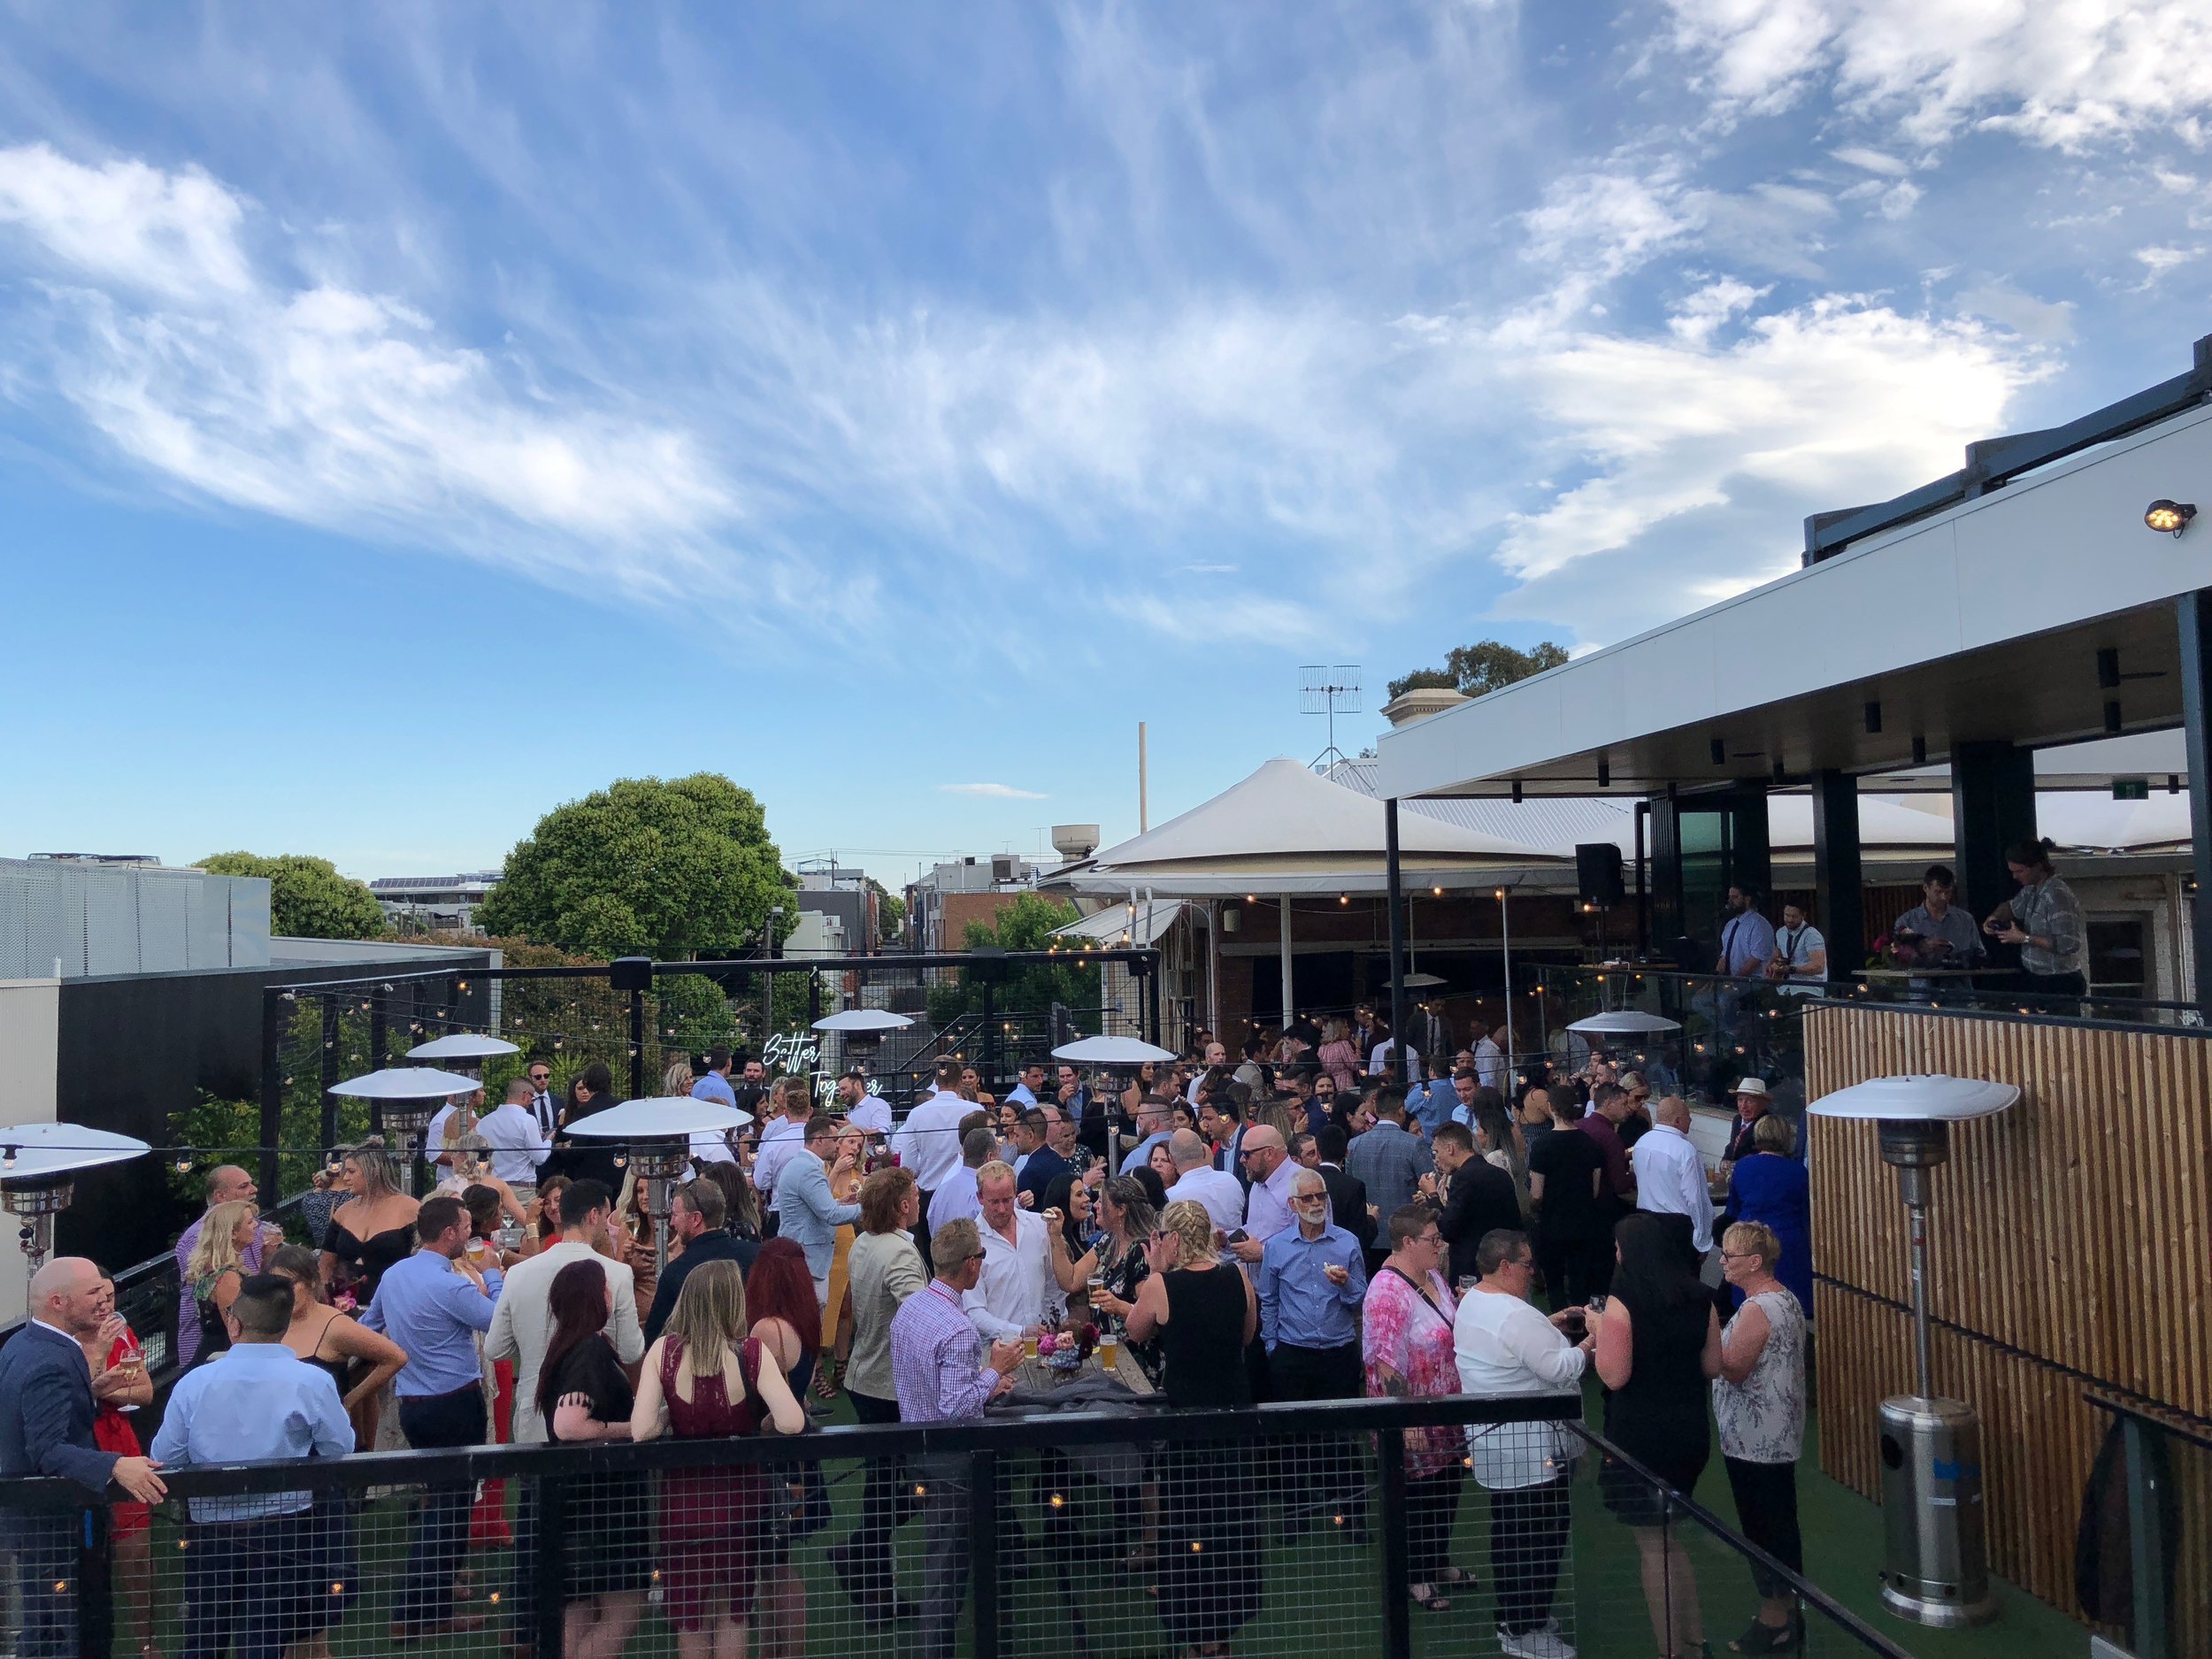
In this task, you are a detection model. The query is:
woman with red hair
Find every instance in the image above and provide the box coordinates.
[747,1239,823,1659]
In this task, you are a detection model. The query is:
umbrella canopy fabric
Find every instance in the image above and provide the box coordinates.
[328,1067,488,1099]
[565,1098,755,1138]
[407,1033,521,1061]
[1566,1010,1683,1035]
[812,1009,914,1033]
[1808,1074,2018,1122]
[1051,1035,1179,1064]
[0,1122,150,1181]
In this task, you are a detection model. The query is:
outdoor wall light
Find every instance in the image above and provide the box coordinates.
[2145,499,2196,535]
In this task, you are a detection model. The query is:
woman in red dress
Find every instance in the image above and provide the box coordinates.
[631,1259,806,1659]
[81,1277,157,1657]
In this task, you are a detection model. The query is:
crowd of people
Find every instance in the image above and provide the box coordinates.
[0,1018,1814,1659]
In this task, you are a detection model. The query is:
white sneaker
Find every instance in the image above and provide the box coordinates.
[1496,1625,1577,1659]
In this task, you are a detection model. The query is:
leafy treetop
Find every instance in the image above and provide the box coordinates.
[198,852,385,941]
[1387,640,1569,702]
[476,772,797,960]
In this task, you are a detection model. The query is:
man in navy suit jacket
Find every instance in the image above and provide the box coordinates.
[0,1257,166,1656]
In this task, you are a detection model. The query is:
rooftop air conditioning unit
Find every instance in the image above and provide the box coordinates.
[992,854,1018,884]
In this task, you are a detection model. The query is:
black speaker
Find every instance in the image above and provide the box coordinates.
[609,955,654,992]
[1575,842,1624,909]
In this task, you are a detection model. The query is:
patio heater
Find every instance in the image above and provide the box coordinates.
[0,1123,150,1274]
[1565,1007,1682,1074]
[565,1096,753,1272]
[1808,1073,2017,1629]
[408,1032,525,1210]
[327,1066,486,1196]
[812,1007,913,1101]
[1052,1033,1178,1170]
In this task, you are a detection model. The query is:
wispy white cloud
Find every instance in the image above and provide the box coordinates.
[1666,1,2212,150]
[938,782,1049,800]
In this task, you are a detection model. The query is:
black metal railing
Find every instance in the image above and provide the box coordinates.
[1,1391,1914,1659]
[2084,1394,2212,1659]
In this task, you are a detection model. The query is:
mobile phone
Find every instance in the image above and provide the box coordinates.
[1224,1229,1249,1247]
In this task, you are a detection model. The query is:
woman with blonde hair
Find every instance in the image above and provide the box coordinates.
[185,1198,259,1367]
[1317,1018,1362,1091]
[319,1141,419,1307]
[1715,1221,1809,1654]
[634,1260,806,1659]
[1125,1200,1259,1655]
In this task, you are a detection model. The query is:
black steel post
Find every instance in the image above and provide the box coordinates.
[1145,952,1162,1046]
[1634,800,1650,957]
[534,1472,567,1659]
[628,985,646,1102]
[319,996,341,1152]
[2121,1416,2171,1659]
[979,979,997,1096]
[969,1448,1000,1659]
[257,988,282,1197]
[1811,769,1865,986]
[73,1511,104,1659]
[366,985,388,1138]
[1385,798,1409,1084]
[2178,589,2212,1019]
[1951,740,2037,973]
[1377,1427,1411,1659]
[807,972,823,1101]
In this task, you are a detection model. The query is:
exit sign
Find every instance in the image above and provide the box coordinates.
[2113,779,2150,801]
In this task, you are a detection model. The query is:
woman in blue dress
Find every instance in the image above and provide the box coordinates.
[1722,1113,1813,1311]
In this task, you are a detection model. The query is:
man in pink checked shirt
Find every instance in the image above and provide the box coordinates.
[889,1218,1025,1659]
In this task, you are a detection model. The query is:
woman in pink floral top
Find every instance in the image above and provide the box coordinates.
[1363,1203,1470,1613]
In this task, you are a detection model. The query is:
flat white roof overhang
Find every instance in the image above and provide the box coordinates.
[1377,400,2212,799]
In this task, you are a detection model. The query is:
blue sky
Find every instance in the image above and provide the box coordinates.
[4,2,2212,887]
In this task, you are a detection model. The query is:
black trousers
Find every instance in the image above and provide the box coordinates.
[1537,1233,1608,1311]
[1489,1473,1572,1634]
[396,1385,487,1628]
[1404,1467,1465,1586]
[838,1390,917,1595]
[181,1517,311,1659]
[1268,1341,1366,1519]
[913,1191,936,1274]
[1724,1456,1803,1599]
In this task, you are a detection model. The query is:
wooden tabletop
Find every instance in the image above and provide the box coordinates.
[1013,1343,1154,1396]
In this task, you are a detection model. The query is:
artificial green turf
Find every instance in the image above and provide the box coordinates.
[111,1394,2090,1658]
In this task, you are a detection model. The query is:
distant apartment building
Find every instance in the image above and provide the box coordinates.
[906,854,1042,952]
[370,870,503,935]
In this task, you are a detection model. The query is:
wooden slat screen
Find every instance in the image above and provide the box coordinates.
[1806,1003,2212,1625]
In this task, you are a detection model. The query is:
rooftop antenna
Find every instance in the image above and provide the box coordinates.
[1301,664,1362,771]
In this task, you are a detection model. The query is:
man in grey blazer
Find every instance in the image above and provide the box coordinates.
[0,1257,166,1656]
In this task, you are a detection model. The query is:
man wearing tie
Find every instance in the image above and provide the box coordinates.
[523,1056,559,1138]
[0,1257,168,1657]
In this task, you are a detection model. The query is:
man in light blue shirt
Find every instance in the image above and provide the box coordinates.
[1118,1097,1171,1176]
[1005,1061,1046,1108]
[1405,1056,1454,1140]
[1717,886,1778,978]
[777,1114,864,1305]
[151,1273,353,1658]
[1253,1168,1370,1531]
[691,1045,739,1110]
[362,1194,502,1640]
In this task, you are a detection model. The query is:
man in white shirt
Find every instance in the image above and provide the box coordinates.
[1184,1041,1229,1104]
[1367,1034,1420,1078]
[1630,1096,1716,1256]
[1005,1062,1046,1108]
[1164,1129,1243,1235]
[1473,1028,1506,1093]
[836,1069,895,1137]
[424,1089,480,1172]
[892,1058,972,1201]
[478,1080,554,1187]
[1453,1227,1588,1659]
[962,1163,1051,1341]
[928,1128,996,1234]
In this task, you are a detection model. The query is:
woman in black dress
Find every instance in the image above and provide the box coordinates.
[1593,1211,1724,1659]
[540,1259,652,1659]
[1125,1198,1260,1659]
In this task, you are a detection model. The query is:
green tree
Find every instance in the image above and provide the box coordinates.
[198,852,386,940]
[1387,640,1570,702]
[867,877,907,943]
[477,773,797,958]
[964,893,1100,1017]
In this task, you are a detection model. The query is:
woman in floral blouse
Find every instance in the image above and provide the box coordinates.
[1363,1202,1469,1613]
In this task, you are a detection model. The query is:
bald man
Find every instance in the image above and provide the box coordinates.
[1630,1095,1716,1257]
[0,1257,166,1656]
